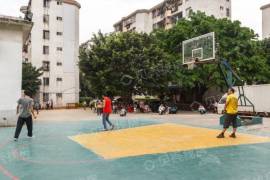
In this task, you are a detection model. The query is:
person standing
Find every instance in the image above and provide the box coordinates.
[83,101,87,110]
[217,88,238,138]
[102,95,115,131]
[46,101,50,110]
[89,101,93,111]
[97,100,103,116]
[112,103,117,114]
[50,99,54,109]
[14,91,36,141]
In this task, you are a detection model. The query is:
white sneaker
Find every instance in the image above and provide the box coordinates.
[27,135,35,139]
[14,138,18,141]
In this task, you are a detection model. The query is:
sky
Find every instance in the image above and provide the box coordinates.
[0,0,269,43]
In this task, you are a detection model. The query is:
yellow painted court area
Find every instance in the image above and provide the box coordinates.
[70,123,270,159]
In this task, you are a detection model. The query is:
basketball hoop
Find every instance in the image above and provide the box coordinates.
[182,32,216,66]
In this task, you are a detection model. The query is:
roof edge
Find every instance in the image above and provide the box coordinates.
[0,15,33,43]
[261,3,270,10]
[0,15,32,26]
[63,0,81,9]
[113,9,149,27]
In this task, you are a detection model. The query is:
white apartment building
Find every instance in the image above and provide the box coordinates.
[114,0,231,33]
[261,3,270,39]
[114,9,153,33]
[0,15,32,126]
[21,0,80,108]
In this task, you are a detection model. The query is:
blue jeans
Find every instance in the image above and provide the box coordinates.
[102,113,112,130]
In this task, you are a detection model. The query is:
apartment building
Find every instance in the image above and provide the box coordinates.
[114,0,231,33]
[20,0,80,108]
[261,3,270,39]
[0,15,32,125]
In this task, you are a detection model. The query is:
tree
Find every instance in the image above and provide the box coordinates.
[152,12,270,101]
[79,13,270,103]
[22,62,43,97]
[79,32,174,98]
[261,38,270,66]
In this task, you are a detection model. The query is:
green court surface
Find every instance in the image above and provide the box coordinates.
[0,118,270,180]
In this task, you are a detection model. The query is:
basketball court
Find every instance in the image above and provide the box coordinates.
[0,110,270,180]
[0,33,269,180]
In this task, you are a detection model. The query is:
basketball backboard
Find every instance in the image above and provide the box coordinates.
[182,32,216,65]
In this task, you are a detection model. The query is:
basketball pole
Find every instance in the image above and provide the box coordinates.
[182,32,256,115]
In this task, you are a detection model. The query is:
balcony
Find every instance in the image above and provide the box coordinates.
[123,17,136,27]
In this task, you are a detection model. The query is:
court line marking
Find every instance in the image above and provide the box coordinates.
[0,164,19,180]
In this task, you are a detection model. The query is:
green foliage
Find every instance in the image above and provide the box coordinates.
[79,32,174,98]
[153,12,270,90]
[22,62,43,97]
[261,38,270,66]
[79,97,92,104]
[80,71,94,98]
[79,12,270,101]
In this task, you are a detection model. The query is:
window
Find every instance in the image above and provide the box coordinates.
[43,14,49,24]
[23,45,28,53]
[226,8,230,17]
[172,12,183,24]
[154,20,165,29]
[115,24,123,32]
[42,61,50,71]
[57,62,62,66]
[43,93,49,102]
[57,78,63,82]
[43,46,49,54]
[56,16,63,21]
[56,32,63,36]
[43,30,50,40]
[57,47,63,51]
[186,7,192,17]
[43,0,50,8]
[43,77,50,86]
[152,10,156,18]
[153,23,158,30]
[56,0,62,5]
[220,6,224,10]
[171,5,178,13]
[56,93,62,98]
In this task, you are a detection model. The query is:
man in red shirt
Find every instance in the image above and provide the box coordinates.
[102,95,115,131]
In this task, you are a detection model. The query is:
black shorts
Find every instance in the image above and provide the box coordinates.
[223,113,238,129]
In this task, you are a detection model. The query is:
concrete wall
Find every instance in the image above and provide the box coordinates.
[135,13,153,33]
[188,0,231,19]
[0,25,23,126]
[63,3,80,104]
[262,6,270,39]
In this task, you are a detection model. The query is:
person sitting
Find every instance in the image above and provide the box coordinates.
[198,104,206,115]
[113,104,118,114]
[127,105,133,113]
[158,104,166,115]
[120,107,127,117]
[144,104,151,113]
